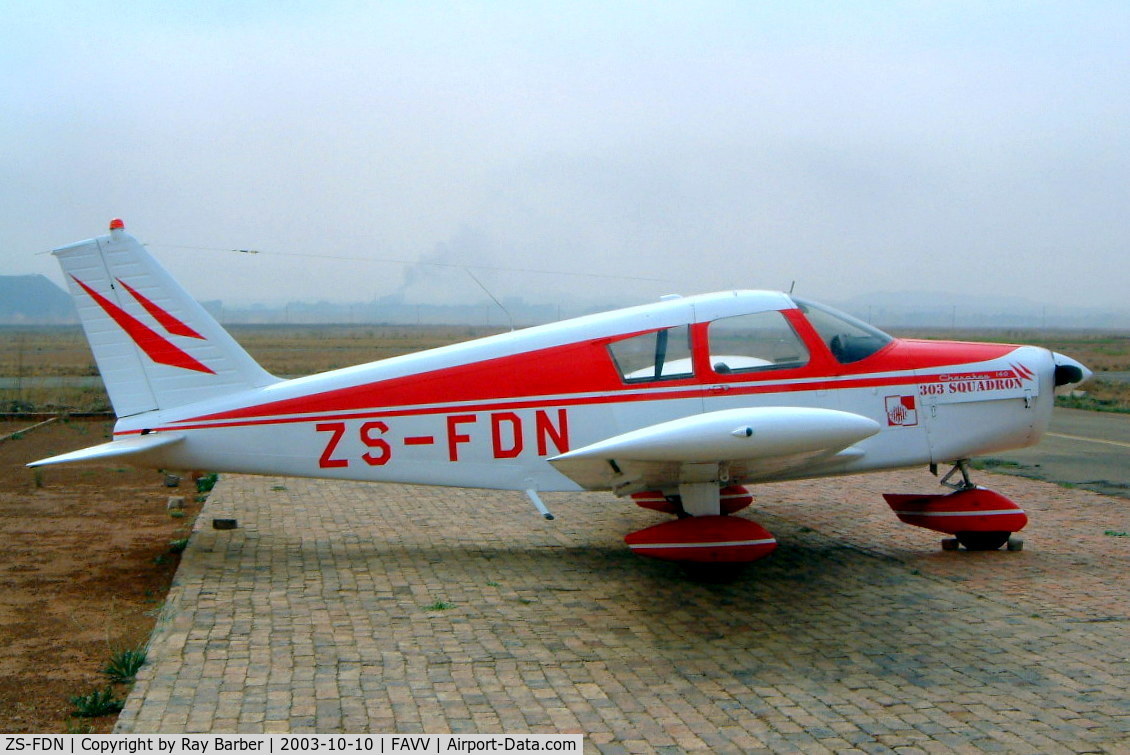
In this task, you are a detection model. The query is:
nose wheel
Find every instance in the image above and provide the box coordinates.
[954,531,1011,551]
[885,460,1029,551]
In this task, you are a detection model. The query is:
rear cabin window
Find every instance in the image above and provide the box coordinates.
[608,326,694,382]
[707,311,809,374]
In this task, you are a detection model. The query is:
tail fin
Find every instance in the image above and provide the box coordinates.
[55,220,278,417]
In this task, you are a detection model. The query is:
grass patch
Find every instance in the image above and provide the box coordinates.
[195,473,219,494]
[102,646,147,683]
[1,385,111,413]
[425,600,454,611]
[0,324,509,379]
[1103,530,1129,537]
[1056,391,1130,414]
[168,538,189,554]
[971,458,1023,470]
[69,687,124,718]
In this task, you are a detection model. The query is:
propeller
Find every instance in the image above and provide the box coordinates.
[1052,353,1092,388]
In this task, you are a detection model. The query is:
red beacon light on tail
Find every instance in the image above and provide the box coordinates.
[109,218,125,230]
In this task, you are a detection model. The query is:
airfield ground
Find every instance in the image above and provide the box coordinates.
[2,417,1129,748]
[0,419,201,732]
[114,468,1130,750]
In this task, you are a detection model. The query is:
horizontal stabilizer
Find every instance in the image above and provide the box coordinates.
[28,432,184,468]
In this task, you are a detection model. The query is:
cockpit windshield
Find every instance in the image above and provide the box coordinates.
[792,298,893,364]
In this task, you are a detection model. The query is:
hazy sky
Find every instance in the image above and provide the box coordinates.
[3,1,1128,312]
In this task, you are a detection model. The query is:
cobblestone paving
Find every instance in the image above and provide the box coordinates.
[117,470,1130,752]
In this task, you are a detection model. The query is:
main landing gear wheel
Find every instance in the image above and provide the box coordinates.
[679,561,748,583]
[954,531,1011,551]
[624,488,777,577]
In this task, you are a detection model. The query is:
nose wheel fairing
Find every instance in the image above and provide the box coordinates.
[884,488,1028,535]
[885,461,1028,551]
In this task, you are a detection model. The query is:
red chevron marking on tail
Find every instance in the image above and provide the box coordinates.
[116,279,205,339]
[71,276,215,374]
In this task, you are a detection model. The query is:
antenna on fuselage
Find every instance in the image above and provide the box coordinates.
[788,280,796,294]
[465,268,515,332]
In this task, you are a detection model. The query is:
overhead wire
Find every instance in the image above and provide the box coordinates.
[150,243,675,284]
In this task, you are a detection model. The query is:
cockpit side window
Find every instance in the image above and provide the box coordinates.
[707,311,809,374]
[793,298,893,364]
[607,325,694,382]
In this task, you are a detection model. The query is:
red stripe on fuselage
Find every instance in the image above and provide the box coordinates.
[118,361,1023,438]
[124,332,1019,436]
[187,338,628,424]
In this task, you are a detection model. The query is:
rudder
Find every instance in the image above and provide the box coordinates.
[55,219,278,417]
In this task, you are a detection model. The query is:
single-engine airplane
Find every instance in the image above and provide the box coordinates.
[31,220,1092,565]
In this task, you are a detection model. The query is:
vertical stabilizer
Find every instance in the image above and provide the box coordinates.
[55,220,278,417]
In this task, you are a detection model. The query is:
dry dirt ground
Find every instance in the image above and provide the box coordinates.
[0,418,201,733]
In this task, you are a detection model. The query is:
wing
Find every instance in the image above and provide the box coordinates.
[548,407,880,495]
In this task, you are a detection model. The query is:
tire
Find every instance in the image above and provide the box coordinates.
[680,562,747,583]
[955,531,1010,551]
